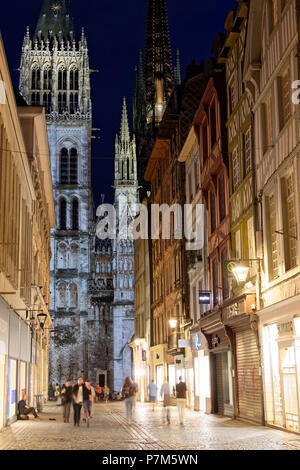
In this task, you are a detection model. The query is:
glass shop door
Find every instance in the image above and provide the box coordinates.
[279,345,300,432]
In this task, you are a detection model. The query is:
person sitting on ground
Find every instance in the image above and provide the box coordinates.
[18,394,39,419]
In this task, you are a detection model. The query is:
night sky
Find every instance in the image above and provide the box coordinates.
[1,0,236,208]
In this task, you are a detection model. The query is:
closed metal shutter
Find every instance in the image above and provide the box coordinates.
[215,353,224,415]
[236,330,262,423]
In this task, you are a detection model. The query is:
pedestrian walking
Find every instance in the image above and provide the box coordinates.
[82,380,93,423]
[176,376,187,425]
[132,380,138,412]
[103,384,110,404]
[61,380,73,423]
[72,376,84,427]
[95,384,101,402]
[147,380,158,411]
[160,380,171,424]
[54,383,60,401]
[91,383,96,404]
[122,377,136,424]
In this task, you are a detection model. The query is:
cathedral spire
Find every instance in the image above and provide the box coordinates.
[120,97,130,144]
[174,49,182,85]
[34,0,76,43]
[144,0,174,125]
[133,50,147,139]
[115,98,137,184]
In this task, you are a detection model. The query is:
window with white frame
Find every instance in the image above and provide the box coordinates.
[264,97,273,152]
[232,147,240,192]
[280,69,291,129]
[244,127,252,176]
[267,194,279,279]
[281,173,297,271]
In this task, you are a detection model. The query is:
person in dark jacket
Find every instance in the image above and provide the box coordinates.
[18,394,39,419]
[61,380,73,423]
[72,377,84,426]
[82,380,93,422]
[176,377,187,425]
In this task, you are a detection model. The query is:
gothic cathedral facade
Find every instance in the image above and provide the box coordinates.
[18,0,112,385]
[112,98,138,392]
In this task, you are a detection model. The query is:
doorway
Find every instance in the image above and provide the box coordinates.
[280,345,299,432]
[156,365,164,401]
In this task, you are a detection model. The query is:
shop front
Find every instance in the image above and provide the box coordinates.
[130,338,150,402]
[191,328,211,413]
[223,294,264,424]
[150,344,168,401]
[259,297,300,433]
[7,311,20,424]
[0,297,9,429]
[200,311,234,418]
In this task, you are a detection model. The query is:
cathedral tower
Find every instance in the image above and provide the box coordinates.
[112,98,138,392]
[144,0,174,126]
[19,0,94,384]
[133,0,175,193]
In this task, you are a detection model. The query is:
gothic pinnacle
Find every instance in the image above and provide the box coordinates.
[120,97,130,144]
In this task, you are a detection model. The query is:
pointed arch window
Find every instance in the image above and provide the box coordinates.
[57,243,67,269]
[70,148,78,183]
[69,283,78,308]
[69,93,79,114]
[59,198,67,230]
[70,69,79,91]
[43,68,52,91]
[72,198,79,231]
[58,68,67,90]
[70,243,79,269]
[60,148,78,184]
[60,148,69,184]
[31,67,41,90]
[43,93,51,113]
[58,92,67,113]
[31,93,40,106]
[58,282,67,308]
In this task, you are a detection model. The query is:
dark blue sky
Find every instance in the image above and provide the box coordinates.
[1,0,236,208]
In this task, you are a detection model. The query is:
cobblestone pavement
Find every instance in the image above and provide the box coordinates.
[1,402,300,450]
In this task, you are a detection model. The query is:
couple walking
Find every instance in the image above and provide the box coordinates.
[61,377,93,426]
[148,377,187,425]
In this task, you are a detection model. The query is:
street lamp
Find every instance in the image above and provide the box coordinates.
[37,313,47,329]
[169,319,178,329]
[231,265,249,283]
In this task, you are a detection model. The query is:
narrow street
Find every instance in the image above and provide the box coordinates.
[1,402,300,451]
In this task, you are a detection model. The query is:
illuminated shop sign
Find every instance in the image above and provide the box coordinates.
[199,291,211,304]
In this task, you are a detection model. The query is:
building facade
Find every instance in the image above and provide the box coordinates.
[112,98,138,393]
[0,34,55,429]
[217,1,264,424]
[130,198,152,402]
[194,66,233,418]
[18,0,112,385]
[244,0,300,433]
